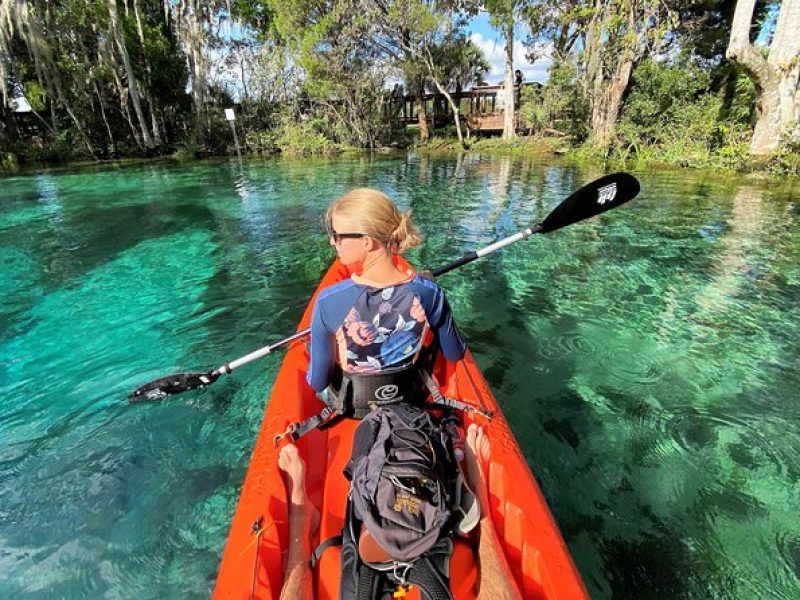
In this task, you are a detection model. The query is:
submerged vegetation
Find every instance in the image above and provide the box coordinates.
[0,0,798,174]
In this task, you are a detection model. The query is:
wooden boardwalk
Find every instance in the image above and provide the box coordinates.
[392,83,535,133]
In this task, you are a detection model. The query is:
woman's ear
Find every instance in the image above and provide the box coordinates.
[364,236,381,252]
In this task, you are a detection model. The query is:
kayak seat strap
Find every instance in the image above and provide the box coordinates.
[274,403,341,446]
[279,364,492,445]
[419,369,494,420]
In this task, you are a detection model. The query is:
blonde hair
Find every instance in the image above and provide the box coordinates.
[326,188,422,254]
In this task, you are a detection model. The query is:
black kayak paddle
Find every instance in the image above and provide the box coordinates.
[129,171,640,401]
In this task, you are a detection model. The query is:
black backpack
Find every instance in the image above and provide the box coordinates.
[312,403,477,600]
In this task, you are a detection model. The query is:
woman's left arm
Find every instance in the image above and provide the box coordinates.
[306,301,335,393]
[429,286,467,361]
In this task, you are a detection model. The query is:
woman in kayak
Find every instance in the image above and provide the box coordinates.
[277,188,520,598]
[277,425,522,599]
[306,187,467,400]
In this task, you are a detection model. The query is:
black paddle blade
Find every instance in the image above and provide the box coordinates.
[129,371,219,402]
[538,172,640,234]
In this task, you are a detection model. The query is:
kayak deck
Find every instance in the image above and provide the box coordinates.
[213,259,587,599]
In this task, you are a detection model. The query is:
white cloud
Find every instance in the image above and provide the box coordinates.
[469,32,552,85]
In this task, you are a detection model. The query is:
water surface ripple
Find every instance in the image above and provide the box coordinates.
[1,156,798,599]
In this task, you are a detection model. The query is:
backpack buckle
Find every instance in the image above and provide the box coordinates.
[392,562,413,585]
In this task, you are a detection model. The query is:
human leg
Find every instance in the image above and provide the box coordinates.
[464,424,523,600]
[278,444,318,600]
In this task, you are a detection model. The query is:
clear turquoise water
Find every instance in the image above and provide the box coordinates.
[1,156,798,599]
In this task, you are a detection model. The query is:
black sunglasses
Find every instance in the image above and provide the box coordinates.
[328,228,367,244]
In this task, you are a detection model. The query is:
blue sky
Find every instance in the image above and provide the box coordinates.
[466,11,552,85]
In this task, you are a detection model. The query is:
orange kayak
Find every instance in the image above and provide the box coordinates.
[213,258,588,599]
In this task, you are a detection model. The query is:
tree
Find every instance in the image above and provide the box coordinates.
[439,35,490,95]
[373,0,480,146]
[485,0,524,139]
[726,0,800,155]
[265,0,396,148]
[0,0,193,158]
[581,0,673,148]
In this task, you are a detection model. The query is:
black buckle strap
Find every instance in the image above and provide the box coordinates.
[273,404,338,446]
[419,369,494,420]
[274,364,492,447]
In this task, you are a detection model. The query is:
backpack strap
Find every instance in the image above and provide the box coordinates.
[408,557,453,600]
[356,566,387,600]
[310,534,342,569]
[276,355,492,446]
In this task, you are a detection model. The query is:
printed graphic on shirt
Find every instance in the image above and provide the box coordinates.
[335,285,429,372]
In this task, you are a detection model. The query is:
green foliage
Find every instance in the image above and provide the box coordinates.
[540,59,586,138]
[518,85,545,134]
[9,130,84,165]
[2,152,19,172]
[21,80,46,111]
[416,134,563,155]
[428,34,490,93]
[1,0,795,179]
[605,57,772,172]
[241,107,340,156]
[761,141,800,176]
[171,137,203,161]
[620,58,712,145]
[274,115,339,156]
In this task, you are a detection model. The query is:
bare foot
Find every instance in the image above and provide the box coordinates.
[278,444,306,505]
[277,443,317,600]
[278,444,319,535]
[464,423,491,518]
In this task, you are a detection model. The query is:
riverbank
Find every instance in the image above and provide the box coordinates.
[5,133,798,183]
[415,135,800,179]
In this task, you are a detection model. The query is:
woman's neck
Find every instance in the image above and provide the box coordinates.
[353,250,408,285]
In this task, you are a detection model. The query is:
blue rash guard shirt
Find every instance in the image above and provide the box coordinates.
[306,274,466,393]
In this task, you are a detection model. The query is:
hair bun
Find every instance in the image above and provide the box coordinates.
[392,210,422,254]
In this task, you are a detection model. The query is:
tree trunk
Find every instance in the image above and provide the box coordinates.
[585,1,642,148]
[590,21,636,148]
[133,0,163,147]
[727,0,800,155]
[93,81,116,155]
[502,20,515,139]
[416,92,429,141]
[108,0,154,149]
[583,0,603,137]
[112,68,143,151]
[421,50,465,147]
[62,102,97,158]
[429,75,465,147]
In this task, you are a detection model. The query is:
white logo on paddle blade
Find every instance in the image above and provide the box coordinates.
[597,183,617,205]
[375,384,399,401]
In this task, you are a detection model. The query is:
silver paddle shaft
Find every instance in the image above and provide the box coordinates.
[213,328,310,375]
[475,226,540,258]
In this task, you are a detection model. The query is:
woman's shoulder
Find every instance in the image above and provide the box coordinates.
[316,278,359,303]
[407,273,443,293]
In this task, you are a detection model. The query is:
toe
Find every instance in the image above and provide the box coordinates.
[466,423,478,449]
